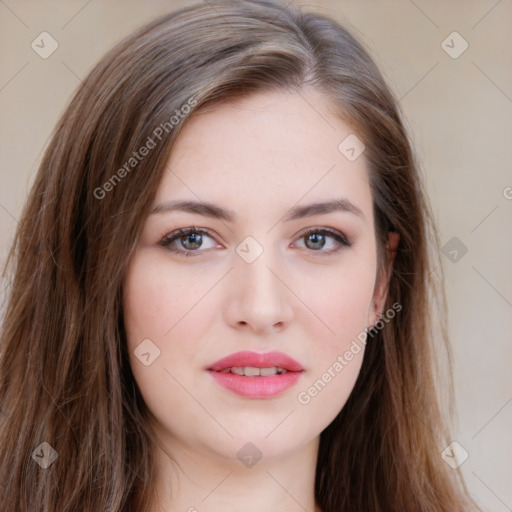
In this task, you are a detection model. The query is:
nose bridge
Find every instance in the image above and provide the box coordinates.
[229,235,293,330]
[237,240,281,302]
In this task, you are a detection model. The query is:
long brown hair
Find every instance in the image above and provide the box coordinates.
[0,1,479,510]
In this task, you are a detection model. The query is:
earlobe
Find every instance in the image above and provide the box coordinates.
[368,231,400,327]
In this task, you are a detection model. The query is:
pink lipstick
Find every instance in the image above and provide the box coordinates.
[207,350,304,398]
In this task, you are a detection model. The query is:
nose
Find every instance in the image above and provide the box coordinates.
[224,247,294,335]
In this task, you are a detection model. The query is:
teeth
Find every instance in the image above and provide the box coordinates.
[260,367,277,377]
[244,366,261,377]
[226,366,289,376]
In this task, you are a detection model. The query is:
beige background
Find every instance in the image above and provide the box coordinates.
[1,1,511,510]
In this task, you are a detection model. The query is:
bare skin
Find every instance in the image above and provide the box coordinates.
[123,86,397,511]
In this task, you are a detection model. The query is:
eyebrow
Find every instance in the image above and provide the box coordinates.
[150,198,365,222]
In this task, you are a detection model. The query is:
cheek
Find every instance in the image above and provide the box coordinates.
[326,272,374,327]
[294,254,377,351]
[293,274,373,424]
[291,253,376,416]
[123,253,213,347]
[122,253,217,413]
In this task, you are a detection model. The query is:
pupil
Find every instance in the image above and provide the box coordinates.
[183,233,201,249]
[306,233,325,250]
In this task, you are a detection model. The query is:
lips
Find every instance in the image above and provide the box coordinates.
[206,351,304,398]
[207,350,304,373]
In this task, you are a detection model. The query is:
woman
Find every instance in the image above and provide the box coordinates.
[0,0,479,510]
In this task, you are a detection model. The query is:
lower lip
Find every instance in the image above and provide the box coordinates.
[208,370,303,398]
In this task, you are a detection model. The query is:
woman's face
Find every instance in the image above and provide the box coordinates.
[123,87,390,463]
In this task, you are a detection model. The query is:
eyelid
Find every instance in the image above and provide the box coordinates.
[159,225,352,256]
[159,226,215,244]
[159,227,221,257]
[292,226,353,250]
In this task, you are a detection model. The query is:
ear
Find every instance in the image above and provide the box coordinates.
[368,232,400,328]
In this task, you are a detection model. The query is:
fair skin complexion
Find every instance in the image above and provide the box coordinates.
[123,87,398,512]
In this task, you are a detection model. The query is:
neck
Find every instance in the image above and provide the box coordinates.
[148,433,322,512]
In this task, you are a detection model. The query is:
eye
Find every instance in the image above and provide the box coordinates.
[159,227,220,257]
[159,226,352,258]
[292,227,352,254]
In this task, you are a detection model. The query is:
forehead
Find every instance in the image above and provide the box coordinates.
[154,88,373,223]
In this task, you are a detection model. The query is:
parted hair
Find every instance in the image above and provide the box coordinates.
[0,1,478,510]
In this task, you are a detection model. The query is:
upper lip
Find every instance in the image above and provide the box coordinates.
[207,350,304,372]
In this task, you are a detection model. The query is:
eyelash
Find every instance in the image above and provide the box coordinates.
[159,226,352,258]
